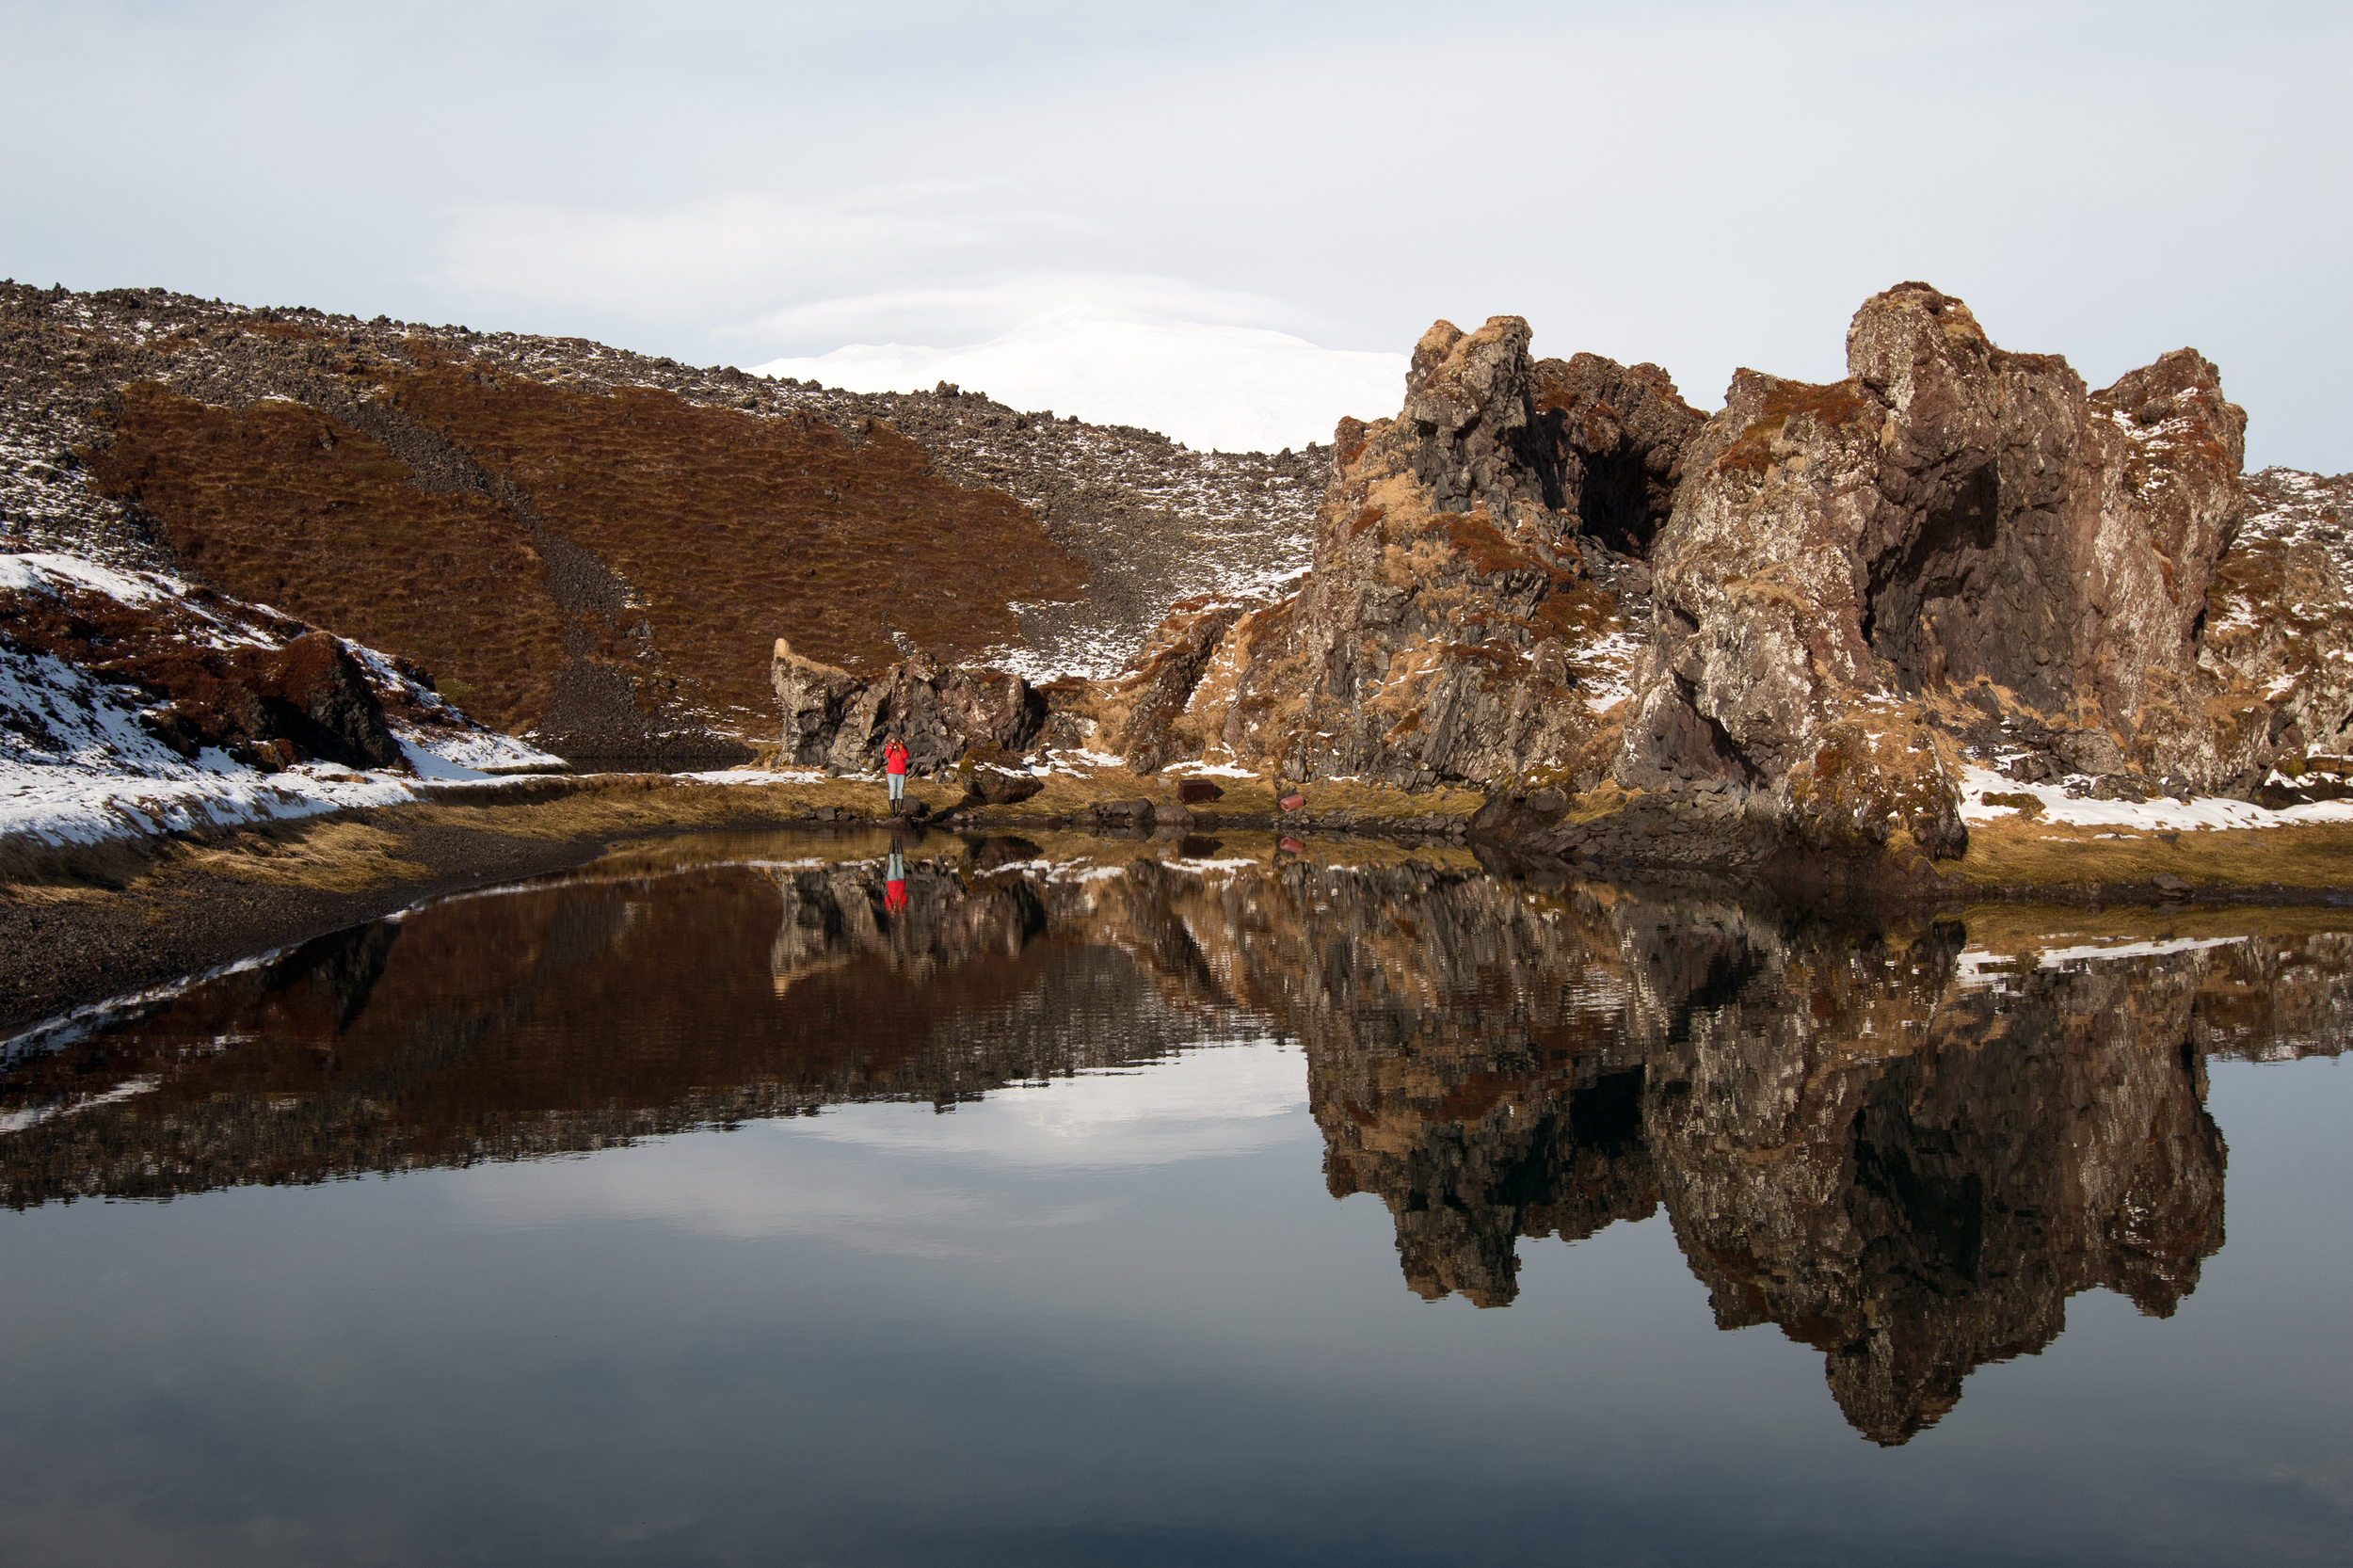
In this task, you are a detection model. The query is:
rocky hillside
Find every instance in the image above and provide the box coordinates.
[0,281,1325,763]
[13,276,2351,884]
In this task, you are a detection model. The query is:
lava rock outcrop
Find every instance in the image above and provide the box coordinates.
[770,637,1045,774]
[1079,318,1694,790]
[1610,282,2249,860]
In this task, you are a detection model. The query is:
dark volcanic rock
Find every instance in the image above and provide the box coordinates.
[1084,318,1700,788]
[0,578,403,772]
[1617,282,2248,856]
[772,637,1045,774]
[968,765,1046,808]
[230,632,405,771]
[1529,353,1707,555]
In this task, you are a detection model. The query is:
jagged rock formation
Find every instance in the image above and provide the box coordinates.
[1604,283,2250,862]
[1,282,1322,763]
[773,319,1714,783]
[1075,319,1699,788]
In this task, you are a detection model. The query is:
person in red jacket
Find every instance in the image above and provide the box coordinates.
[883,735,909,808]
[884,845,908,917]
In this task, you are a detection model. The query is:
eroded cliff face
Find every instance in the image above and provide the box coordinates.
[1609,283,2250,860]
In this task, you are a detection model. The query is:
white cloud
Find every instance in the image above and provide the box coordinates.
[752,300,1407,454]
[439,184,1093,319]
[739,269,1316,349]
[10,3,2348,467]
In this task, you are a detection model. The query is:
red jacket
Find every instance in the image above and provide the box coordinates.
[883,742,908,776]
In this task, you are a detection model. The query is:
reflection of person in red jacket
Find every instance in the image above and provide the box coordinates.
[884,846,908,917]
[883,736,909,808]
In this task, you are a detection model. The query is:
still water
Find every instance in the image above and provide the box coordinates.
[3,830,2349,1565]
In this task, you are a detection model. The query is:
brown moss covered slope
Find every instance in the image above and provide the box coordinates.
[382,346,1086,699]
[5,289,1090,759]
[84,382,566,732]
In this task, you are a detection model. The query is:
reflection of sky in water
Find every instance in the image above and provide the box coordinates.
[451,1039,1313,1252]
[2,1056,2344,1567]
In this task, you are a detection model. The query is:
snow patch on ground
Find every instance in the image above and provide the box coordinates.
[1162,760,1261,779]
[1030,748,1125,778]
[3,551,566,850]
[1955,764,2353,832]
[680,768,829,785]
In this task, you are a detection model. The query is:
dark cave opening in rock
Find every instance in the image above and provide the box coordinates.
[1575,440,1665,557]
[1864,461,2002,694]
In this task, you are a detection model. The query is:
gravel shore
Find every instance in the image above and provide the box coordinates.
[0,818,630,1035]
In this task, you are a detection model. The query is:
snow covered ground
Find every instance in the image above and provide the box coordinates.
[1955,764,2353,833]
[753,303,1407,457]
[3,552,563,851]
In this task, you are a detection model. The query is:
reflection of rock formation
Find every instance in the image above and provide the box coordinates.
[3,847,2346,1444]
[1659,958,2228,1445]
[1287,878,2270,1442]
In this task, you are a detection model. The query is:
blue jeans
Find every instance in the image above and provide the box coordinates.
[888,773,904,802]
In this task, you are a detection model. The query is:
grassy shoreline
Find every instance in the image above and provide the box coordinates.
[12,766,2353,906]
[8,769,2353,1036]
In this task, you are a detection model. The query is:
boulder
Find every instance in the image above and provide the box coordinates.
[968,765,1044,807]
[772,637,1045,775]
[235,632,406,771]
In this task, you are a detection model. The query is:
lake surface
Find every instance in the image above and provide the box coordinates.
[4,830,2349,1565]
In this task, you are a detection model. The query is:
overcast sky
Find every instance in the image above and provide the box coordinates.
[3,0,2346,463]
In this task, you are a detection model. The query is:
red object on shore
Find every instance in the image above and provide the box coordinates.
[1278,792,1305,812]
[1278,836,1305,855]
[883,741,908,776]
